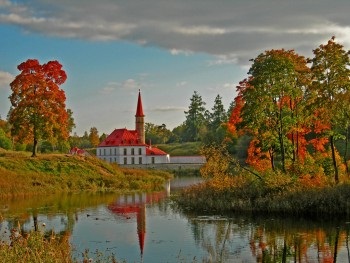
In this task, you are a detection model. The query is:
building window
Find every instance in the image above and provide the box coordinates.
[110,148,112,155]
[123,148,127,155]
[152,157,155,164]
[124,157,127,164]
[131,157,135,164]
[114,148,117,155]
[103,149,106,156]
[138,148,142,155]
[139,157,142,164]
[131,148,135,155]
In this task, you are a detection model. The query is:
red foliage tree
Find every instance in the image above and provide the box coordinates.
[8,59,69,157]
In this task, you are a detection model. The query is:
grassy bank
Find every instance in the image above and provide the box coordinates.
[0,149,172,198]
[175,172,350,218]
[156,142,202,156]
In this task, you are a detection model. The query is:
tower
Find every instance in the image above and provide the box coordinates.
[135,89,145,144]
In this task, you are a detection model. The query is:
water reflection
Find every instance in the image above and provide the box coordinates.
[107,191,168,260]
[1,177,350,262]
[185,214,350,262]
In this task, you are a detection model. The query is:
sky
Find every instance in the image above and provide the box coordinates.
[0,0,350,135]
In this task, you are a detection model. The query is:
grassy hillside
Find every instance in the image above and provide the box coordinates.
[156,142,202,156]
[0,148,172,197]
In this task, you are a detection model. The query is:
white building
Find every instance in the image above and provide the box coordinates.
[96,90,169,165]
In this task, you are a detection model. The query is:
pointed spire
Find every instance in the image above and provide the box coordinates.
[136,89,145,117]
[137,205,146,257]
[135,89,145,144]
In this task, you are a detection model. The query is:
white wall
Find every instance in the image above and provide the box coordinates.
[169,156,206,164]
[96,146,146,164]
[146,154,170,164]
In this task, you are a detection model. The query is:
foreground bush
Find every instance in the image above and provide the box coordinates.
[0,229,126,263]
[0,230,72,263]
[175,172,350,217]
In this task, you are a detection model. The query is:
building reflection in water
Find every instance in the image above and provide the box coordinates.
[107,180,170,260]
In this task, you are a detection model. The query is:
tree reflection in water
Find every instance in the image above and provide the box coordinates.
[2,189,350,262]
[186,214,350,262]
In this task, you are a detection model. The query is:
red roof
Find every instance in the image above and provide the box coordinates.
[146,147,167,156]
[98,129,168,156]
[98,128,145,146]
[135,90,145,117]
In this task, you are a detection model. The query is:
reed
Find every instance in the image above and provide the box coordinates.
[0,228,129,263]
[175,171,350,217]
[0,229,72,263]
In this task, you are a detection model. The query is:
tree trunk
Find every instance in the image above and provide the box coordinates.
[278,107,286,172]
[282,239,287,263]
[291,132,296,163]
[279,131,286,172]
[290,100,296,163]
[32,85,38,157]
[344,126,349,176]
[333,227,340,263]
[295,102,299,163]
[330,135,339,184]
[33,214,38,231]
[296,131,299,161]
[346,227,350,262]
[32,137,38,157]
[269,148,275,171]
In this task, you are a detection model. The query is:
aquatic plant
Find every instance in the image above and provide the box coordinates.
[0,227,131,263]
[0,228,71,263]
[175,168,350,217]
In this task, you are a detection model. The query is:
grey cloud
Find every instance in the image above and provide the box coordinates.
[151,106,186,112]
[1,0,350,64]
[0,71,14,88]
[99,79,142,94]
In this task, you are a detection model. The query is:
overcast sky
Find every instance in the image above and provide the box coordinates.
[1,0,349,135]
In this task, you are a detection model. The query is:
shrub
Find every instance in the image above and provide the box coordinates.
[0,229,71,262]
[0,128,12,150]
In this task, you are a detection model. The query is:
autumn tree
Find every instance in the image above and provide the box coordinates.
[0,128,12,150]
[227,82,246,137]
[0,117,11,145]
[0,117,10,149]
[310,36,350,183]
[8,59,69,157]
[200,143,234,179]
[238,49,310,171]
[89,127,100,147]
[69,132,88,149]
[342,94,350,175]
[66,109,76,134]
[0,116,8,131]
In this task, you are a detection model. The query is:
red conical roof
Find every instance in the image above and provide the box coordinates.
[137,205,146,256]
[135,89,145,117]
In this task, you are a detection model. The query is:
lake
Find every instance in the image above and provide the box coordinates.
[1,176,350,262]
